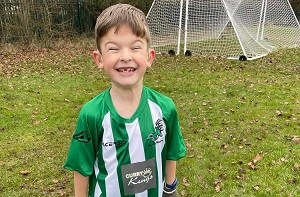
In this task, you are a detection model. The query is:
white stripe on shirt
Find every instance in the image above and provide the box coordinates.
[148,100,165,197]
[126,118,148,197]
[102,112,121,197]
[94,158,102,197]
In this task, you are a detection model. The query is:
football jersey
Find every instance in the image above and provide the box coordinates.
[64,86,186,197]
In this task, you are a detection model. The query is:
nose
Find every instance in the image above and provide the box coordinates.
[120,48,132,62]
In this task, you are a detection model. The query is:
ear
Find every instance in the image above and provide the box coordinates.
[92,50,104,69]
[146,49,156,68]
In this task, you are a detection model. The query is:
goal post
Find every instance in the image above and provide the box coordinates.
[146,0,300,60]
[146,0,184,55]
[177,0,184,55]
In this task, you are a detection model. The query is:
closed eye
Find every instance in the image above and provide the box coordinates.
[109,48,119,51]
[132,46,142,50]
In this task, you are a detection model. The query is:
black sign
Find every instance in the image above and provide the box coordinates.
[121,158,157,195]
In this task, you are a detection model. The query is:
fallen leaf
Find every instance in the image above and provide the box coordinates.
[187,154,195,158]
[58,190,66,196]
[185,142,192,149]
[248,153,264,170]
[221,143,228,149]
[248,161,256,170]
[182,177,190,187]
[20,170,30,176]
[291,136,300,144]
[214,180,221,192]
[33,120,41,125]
[253,153,263,163]
[203,118,209,126]
[280,158,288,163]
[276,110,282,116]
[253,185,259,191]
[294,163,299,170]
[180,190,186,196]
[52,179,59,184]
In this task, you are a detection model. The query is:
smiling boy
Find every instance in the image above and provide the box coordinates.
[64,4,186,197]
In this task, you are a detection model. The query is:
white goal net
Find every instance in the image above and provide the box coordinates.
[147,0,300,60]
[146,0,184,55]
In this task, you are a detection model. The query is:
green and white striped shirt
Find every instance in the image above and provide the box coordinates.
[64,86,186,197]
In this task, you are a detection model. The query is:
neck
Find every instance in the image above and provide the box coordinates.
[110,85,143,118]
[110,84,143,102]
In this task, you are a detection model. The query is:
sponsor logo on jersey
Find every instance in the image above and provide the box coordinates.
[121,158,156,195]
[73,131,91,143]
[146,119,165,147]
[102,140,127,147]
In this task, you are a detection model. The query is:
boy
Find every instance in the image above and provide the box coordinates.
[64,3,186,197]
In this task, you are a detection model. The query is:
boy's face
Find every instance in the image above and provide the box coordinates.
[93,25,155,89]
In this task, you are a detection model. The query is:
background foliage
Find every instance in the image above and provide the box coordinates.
[0,0,299,44]
[0,0,153,44]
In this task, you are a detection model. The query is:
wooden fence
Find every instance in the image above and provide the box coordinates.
[0,0,94,43]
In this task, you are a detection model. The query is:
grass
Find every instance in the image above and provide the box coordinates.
[0,39,299,196]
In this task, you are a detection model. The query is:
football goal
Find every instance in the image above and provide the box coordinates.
[146,0,300,60]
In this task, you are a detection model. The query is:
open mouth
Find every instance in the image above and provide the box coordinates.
[116,67,136,72]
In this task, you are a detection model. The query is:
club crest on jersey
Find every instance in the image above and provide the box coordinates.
[146,119,165,147]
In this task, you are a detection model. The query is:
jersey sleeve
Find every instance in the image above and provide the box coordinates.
[64,106,99,176]
[164,101,186,161]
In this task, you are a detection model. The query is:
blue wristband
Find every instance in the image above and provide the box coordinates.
[165,178,178,190]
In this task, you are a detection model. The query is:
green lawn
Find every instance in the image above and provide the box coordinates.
[0,40,299,196]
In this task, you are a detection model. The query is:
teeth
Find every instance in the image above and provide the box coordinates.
[117,67,136,72]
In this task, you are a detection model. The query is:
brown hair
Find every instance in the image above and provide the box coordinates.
[95,4,151,51]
